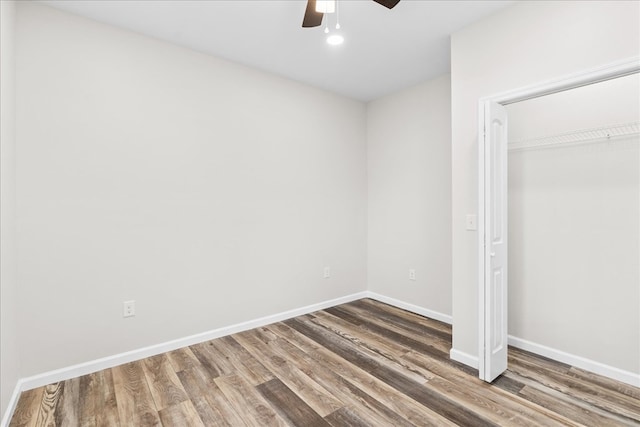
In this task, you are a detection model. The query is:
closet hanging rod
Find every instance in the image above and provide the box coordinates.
[508,121,639,151]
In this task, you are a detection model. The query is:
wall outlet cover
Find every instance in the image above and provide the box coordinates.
[123,300,136,318]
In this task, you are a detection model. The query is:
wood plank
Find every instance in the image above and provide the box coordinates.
[306,315,429,384]
[402,351,578,427]
[518,385,637,427]
[214,374,288,427]
[331,302,459,360]
[284,316,498,427]
[508,351,640,421]
[78,374,97,427]
[311,310,436,382]
[158,400,205,427]
[176,365,240,427]
[509,347,572,375]
[54,376,81,426]
[567,366,640,400]
[192,341,238,377]
[234,329,343,417]
[324,305,453,365]
[166,347,201,373]
[8,388,44,427]
[257,378,331,427]
[251,326,280,343]
[208,336,274,385]
[425,375,573,427]
[189,342,227,379]
[270,323,460,426]
[33,383,63,427]
[92,369,120,427]
[355,299,453,335]
[347,299,453,342]
[263,324,430,427]
[142,354,188,410]
[492,375,525,394]
[335,302,454,355]
[112,361,161,426]
[504,370,640,426]
[188,396,228,427]
[324,406,372,427]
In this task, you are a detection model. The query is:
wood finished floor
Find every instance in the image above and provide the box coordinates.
[9,298,640,426]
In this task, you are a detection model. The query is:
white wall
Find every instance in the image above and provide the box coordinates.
[11,0,638,404]
[507,74,640,141]
[451,1,640,364]
[0,0,20,417]
[15,2,367,377]
[367,75,451,317]
[506,74,640,374]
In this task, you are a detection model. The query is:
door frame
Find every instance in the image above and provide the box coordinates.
[477,56,640,382]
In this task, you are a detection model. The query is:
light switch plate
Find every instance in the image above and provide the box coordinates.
[323,267,331,279]
[466,214,477,231]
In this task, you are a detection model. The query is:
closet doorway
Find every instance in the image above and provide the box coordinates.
[477,58,640,384]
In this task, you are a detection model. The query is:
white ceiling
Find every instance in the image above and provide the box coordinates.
[40,0,513,101]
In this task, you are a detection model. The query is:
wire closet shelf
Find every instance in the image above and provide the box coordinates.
[508,121,640,151]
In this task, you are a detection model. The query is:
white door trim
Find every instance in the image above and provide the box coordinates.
[477,56,640,382]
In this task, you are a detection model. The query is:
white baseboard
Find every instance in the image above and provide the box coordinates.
[0,380,24,427]
[4,290,458,425]
[365,292,452,325]
[15,292,637,424]
[508,336,640,388]
[18,291,369,393]
[449,348,479,369]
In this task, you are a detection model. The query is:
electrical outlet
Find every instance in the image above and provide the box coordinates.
[123,300,135,318]
[323,266,331,279]
[409,269,416,281]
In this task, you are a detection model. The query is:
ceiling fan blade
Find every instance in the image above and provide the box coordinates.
[372,0,401,9]
[302,0,324,27]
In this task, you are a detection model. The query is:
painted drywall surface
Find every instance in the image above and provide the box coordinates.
[367,75,452,316]
[506,74,640,373]
[15,2,367,376]
[507,74,640,141]
[1,0,20,417]
[450,1,640,361]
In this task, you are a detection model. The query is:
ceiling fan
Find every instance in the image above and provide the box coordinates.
[302,0,401,28]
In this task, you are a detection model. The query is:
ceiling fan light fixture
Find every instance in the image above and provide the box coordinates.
[316,0,336,14]
[326,34,344,45]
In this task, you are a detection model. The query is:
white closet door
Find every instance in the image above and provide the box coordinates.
[483,101,508,382]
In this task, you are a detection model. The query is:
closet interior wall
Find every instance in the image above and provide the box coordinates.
[505,74,640,375]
